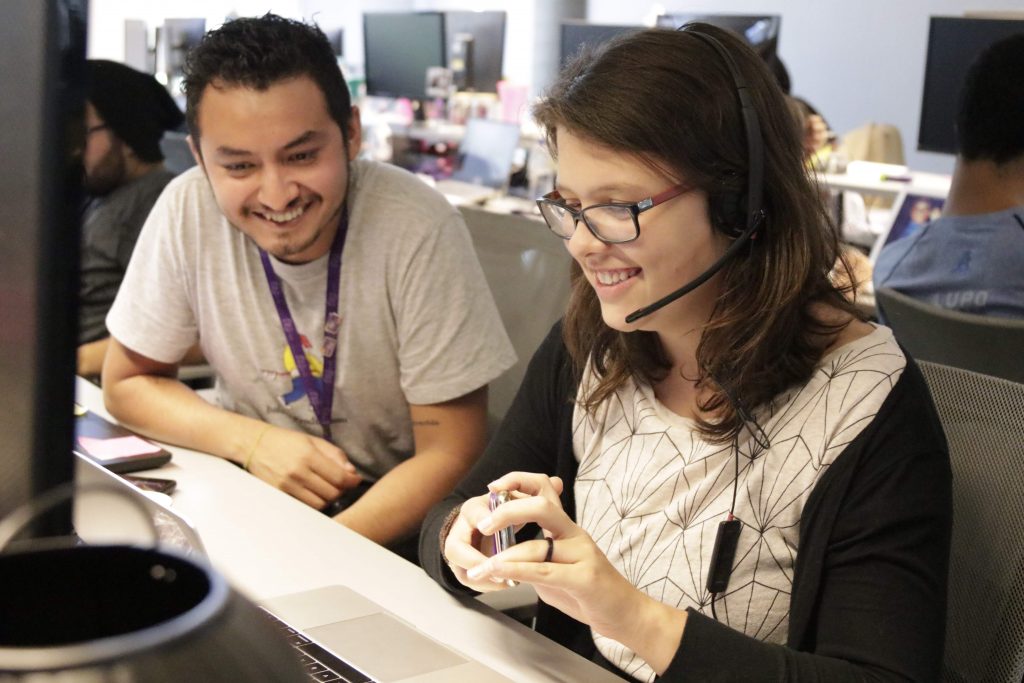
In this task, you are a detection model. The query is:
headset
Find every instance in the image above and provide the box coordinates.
[624,25,767,324]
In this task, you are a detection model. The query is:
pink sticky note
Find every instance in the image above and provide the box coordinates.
[78,435,162,462]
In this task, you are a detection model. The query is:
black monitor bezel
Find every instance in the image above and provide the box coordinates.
[444,10,507,94]
[558,21,644,68]
[363,11,447,100]
[917,16,1024,155]
[0,0,86,538]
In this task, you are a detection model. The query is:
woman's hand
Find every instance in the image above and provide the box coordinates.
[466,471,687,675]
[442,474,563,593]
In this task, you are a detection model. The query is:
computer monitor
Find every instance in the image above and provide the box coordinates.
[444,11,506,93]
[325,28,344,59]
[0,0,87,537]
[559,21,643,67]
[918,16,1024,155]
[869,191,947,264]
[363,12,446,100]
[159,18,205,79]
[657,14,782,67]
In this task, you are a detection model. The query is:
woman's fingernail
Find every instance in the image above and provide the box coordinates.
[467,564,484,579]
[477,516,493,534]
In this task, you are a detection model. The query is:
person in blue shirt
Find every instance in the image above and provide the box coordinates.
[873,33,1024,318]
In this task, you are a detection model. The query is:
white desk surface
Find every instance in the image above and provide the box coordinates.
[821,170,951,198]
[74,378,621,682]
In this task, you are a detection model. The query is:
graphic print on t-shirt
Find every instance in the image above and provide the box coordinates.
[279,335,324,407]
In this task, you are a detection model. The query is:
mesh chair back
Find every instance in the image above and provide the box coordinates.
[919,361,1024,682]
[878,287,1024,384]
[159,131,197,176]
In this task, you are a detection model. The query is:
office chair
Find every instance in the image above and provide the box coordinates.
[459,205,571,625]
[877,287,1024,384]
[159,131,197,176]
[178,363,215,390]
[917,361,1024,682]
[840,121,905,166]
[459,205,571,427]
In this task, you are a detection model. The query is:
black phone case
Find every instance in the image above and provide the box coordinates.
[74,411,172,473]
[124,475,177,494]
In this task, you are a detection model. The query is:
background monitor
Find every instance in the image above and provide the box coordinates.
[559,21,643,67]
[325,27,344,59]
[869,191,946,263]
[364,12,446,100]
[918,16,1024,155]
[0,0,87,536]
[158,18,205,80]
[657,14,782,72]
[444,11,506,93]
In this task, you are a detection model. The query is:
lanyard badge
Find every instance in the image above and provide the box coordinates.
[259,208,348,441]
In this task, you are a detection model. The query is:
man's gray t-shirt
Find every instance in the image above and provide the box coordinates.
[107,159,516,480]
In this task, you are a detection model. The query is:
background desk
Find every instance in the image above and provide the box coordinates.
[74,379,621,682]
[821,169,951,199]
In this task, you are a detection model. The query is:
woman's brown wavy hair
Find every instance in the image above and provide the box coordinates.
[532,25,862,444]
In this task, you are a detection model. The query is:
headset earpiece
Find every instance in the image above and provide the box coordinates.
[708,188,747,239]
[683,25,766,243]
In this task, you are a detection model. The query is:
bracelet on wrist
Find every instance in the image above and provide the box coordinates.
[244,424,271,472]
[438,503,463,567]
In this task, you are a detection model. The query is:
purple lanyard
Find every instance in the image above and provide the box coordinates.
[259,208,348,441]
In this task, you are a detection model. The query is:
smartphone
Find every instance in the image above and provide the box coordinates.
[124,475,177,495]
[488,490,516,554]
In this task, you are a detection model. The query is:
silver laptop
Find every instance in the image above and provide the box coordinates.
[74,454,511,683]
[261,585,513,682]
[436,118,521,206]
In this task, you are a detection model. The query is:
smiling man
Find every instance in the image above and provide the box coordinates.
[102,14,515,562]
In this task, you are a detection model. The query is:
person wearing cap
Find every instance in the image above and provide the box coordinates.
[77,59,187,377]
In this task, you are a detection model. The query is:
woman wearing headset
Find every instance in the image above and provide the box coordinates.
[421,25,950,681]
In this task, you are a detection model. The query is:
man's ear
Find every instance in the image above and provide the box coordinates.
[187,134,204,169]
[345,106,362,159]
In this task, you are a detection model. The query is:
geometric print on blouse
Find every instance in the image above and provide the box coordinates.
[572,325,906,682]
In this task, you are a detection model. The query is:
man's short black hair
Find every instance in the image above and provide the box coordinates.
[182,13,352,148]
[956,33,1024,164]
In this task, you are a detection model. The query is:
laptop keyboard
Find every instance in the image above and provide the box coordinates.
[261,608,373,682]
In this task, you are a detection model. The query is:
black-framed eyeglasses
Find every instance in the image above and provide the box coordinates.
[535,185,689,244]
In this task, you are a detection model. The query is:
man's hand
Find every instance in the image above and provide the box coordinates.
[103,337,361,512]
[245,425,362,510]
